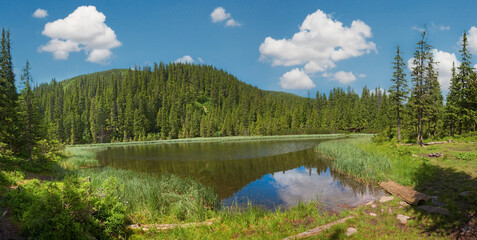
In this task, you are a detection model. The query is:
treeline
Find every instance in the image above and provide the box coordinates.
[35,64,393,144]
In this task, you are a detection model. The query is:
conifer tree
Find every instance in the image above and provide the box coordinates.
[19,61,41,159]
[408,31,432,145]
[389,46,409,143]
[0,29,18,150]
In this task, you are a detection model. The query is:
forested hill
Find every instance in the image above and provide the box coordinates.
[35,62,391,144]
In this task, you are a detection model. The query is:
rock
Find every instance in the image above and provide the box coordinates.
[428,153,443,157]
[417,205,451,216]
[345,227,357,236]
[371,204,377,209]
[412,154,419,158]
[460,191,471,197]
[399,201,409,207]
[365,201,374,206]
[369,212,377,217]
[379,196,394,203]
[388,208,393,214]
[397,214,412,224]
[431,198,447,207]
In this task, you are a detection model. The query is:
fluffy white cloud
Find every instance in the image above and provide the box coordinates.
[260,10,376,70]
[466,26,477,55]
[358,73,366,78]
[175,55,194,63]
[210,7,240,27]
[332,71,357,84]
[433,49,459,90]
[259,9,375,89]
[39,6,121,64]
[225,19,241,27]
[33,8,48,18]
[280,68,315,89]
[407,49,460,91]
[210,7,230,22]
[197,57,204,63]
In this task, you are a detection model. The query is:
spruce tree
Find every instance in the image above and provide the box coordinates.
[389,46,409,143]
[408,31,432,145]
[19,61,41,159]
[0,29,18,150]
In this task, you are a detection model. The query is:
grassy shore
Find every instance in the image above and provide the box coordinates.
[316,136,477,238]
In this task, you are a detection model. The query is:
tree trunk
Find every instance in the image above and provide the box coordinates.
[397,108,401,143]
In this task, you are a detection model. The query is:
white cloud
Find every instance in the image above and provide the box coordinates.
[332,71,357,84]
[210,7,230,23]
[39,6,121,64]
[433,49,459,90]
[407,49,460,91]
[280,68,315,89]
[439,25,450,31]
[411,26,425,32]
[358,73,366,78]
[39,39,80,60]
[175,55,194,63]
[33,8,48,18]
[260,10,376,70]
[259,9,375,89]
[225,19,241,27]
[197,57,204,63]
[210,7,241,27]
[466,26,477,55]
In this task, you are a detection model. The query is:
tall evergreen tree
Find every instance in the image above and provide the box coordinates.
[0,29,18,150]
[19,61,41,159]
[408,31,432,145]
[389,46,409,143]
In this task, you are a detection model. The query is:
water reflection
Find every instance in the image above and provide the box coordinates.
[96,139,384,209]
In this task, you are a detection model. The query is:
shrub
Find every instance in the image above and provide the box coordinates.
[2,176,127,239]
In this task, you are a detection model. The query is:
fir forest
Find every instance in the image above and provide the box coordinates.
[1,2,477,240]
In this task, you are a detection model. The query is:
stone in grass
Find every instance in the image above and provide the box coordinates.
[379,196,394,203]
[371,204,377,209]
[399,201,409,207]
[397,214,412,224]
[345,227,357,236]
[417,205,451,216]
[368,212,377,217]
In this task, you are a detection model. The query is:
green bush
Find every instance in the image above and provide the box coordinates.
[2,176,127,239]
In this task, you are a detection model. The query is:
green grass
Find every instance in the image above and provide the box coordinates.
[76,167,218,223]
[316,137,392,182]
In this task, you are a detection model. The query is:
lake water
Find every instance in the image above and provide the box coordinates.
[96,138,384,210]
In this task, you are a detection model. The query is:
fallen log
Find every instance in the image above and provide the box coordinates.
[380,181,430,205]
[282,216,354,240]
[423,141,448,146]
[127,218,217,231]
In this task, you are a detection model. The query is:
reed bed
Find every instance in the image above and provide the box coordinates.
[76,167,218,223]
[316,137,391,182]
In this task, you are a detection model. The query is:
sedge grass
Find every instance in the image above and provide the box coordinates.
[316,137,391,182]
[76,167,218,223]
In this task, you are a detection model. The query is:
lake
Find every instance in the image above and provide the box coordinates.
[96,137,384,210]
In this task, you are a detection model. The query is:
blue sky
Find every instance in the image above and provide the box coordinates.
[1,1,477,97]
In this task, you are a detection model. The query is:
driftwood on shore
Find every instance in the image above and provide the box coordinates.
[400,140,450,147]
[380,181,430,205]
[282,216,354,240]
[127,218,217,231]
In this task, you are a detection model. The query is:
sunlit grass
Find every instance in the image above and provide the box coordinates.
[76,167,218,223]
